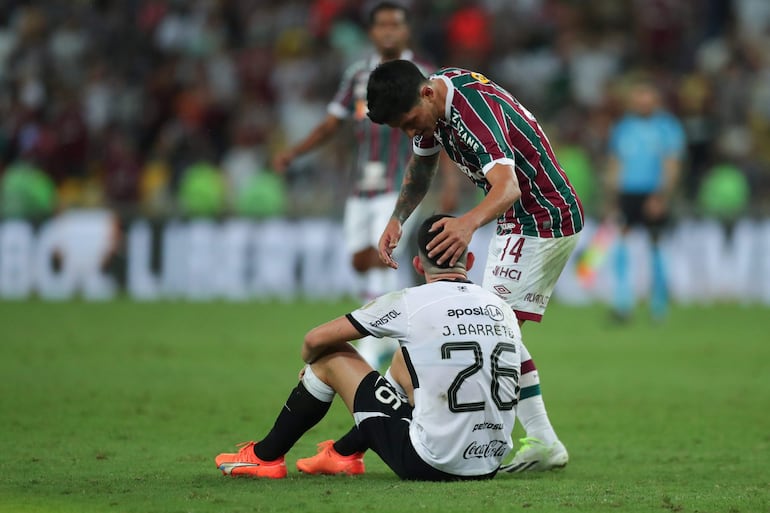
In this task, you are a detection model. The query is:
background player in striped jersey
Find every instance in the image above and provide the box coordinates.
[215,215,521,481]
[273,2,455,368]
[365,59,585,472]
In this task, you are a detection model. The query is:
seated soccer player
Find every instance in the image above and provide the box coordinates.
[214,214,523,480]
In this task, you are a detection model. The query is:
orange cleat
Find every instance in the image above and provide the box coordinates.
[296,440,365,476]
[215,442,287,479]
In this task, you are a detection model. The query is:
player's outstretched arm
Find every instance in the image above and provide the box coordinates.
[272,114,343,173]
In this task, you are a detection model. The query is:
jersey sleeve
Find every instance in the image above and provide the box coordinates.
[327,63,358,119]
[413,134,441,156]
[347,290,410,340]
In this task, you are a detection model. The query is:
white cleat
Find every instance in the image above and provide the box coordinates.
[500,437,569,473]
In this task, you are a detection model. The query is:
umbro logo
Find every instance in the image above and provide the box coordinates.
[493,285,511,295]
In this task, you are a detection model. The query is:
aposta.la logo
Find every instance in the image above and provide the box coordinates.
[446,304,505,321]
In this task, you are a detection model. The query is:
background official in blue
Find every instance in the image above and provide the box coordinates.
[606,80,686,322]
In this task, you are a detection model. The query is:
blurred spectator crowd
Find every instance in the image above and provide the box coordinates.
[0,0,769,222]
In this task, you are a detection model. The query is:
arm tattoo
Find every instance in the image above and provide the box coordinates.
[392,154,439,224]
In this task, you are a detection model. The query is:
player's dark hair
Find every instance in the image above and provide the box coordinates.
[367,59,426,125]
[368,1,409,27]
[417,214,461,270]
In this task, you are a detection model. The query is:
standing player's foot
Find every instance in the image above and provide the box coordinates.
[215,441,287,478]
[296,440,365,475]
[500,437,568,473]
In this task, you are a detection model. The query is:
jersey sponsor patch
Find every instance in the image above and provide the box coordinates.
[523,293,549,306]
[470,72,490,84]
[491,265,522,281]
[462,439,507,459]
[369,309,401,328]
[446,305,505,321]
[493,285,512,295]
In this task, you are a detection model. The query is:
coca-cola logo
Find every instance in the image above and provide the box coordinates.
[462,439,508,459]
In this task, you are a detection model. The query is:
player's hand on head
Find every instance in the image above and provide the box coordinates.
[427,216,473,267]
[378,218,403,269]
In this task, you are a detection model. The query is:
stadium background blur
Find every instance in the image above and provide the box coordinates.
[0,0,769,303]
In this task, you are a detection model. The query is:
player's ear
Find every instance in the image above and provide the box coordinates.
[420,84,433,99]
[413,255,425,275]
[465,252,475,271]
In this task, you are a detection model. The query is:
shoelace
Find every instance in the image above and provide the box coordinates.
[318,440,361,459]
[234,441,258,458]
[318,440,337,456]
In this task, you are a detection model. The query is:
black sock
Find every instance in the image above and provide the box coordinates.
[333,426,368,456]
[254,382,332,461]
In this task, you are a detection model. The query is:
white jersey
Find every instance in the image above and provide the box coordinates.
[348,279,522,476]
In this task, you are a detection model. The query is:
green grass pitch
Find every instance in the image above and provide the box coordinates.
[1,300,768,513]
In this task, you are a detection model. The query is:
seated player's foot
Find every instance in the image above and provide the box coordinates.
[500,437,568,473]
[215,441,287,478]
[296,440,365,476]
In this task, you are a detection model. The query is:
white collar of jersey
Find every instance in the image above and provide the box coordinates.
[437,277,473,284]
[433,75,454,122]
[370,49,414,70]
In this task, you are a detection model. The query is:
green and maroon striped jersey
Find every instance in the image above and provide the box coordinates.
[330,51,432,197]
[413,67,584,238]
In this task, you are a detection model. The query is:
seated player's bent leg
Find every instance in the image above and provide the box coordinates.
[352,371,424,479]
[296,351,371,477]
[215,366,338,479]
[353,372,494,481]
[296,349,415,477]
[310,345,376,414]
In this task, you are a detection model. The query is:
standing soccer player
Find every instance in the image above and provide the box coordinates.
[365,60,584,472]
[273,2,450,367]
[605,80,685,322]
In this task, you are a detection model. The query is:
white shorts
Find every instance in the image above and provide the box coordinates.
[482,232,580,322]
[343,193,419,257]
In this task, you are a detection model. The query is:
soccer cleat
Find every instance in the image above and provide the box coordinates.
[215,441,287,478]
[500,437,569,473]
[296,440,365,476]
